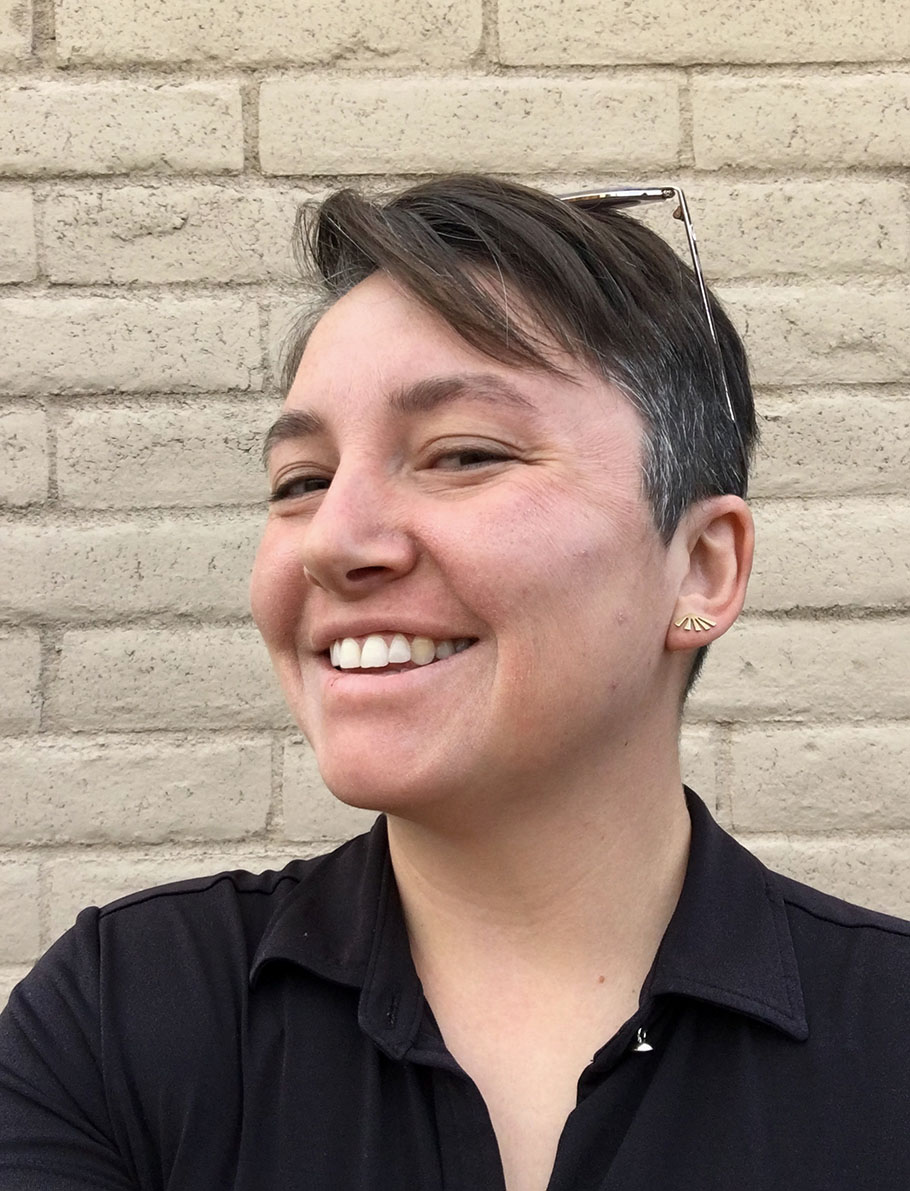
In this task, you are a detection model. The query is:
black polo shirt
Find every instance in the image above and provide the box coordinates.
[2,789,910,1190]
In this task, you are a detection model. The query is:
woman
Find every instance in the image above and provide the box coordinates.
[1,175,908,1190]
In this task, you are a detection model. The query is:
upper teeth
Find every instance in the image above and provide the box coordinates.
[329,633,473,669]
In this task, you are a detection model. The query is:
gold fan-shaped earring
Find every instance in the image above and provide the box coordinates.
[674,615,716,632]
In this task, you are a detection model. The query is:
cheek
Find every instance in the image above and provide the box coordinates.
[249,528,305,646]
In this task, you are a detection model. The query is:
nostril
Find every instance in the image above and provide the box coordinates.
[346,565,390,582]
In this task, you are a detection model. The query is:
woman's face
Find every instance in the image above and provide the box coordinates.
[251,273,685,818]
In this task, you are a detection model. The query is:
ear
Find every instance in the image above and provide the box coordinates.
[666,495,754,652]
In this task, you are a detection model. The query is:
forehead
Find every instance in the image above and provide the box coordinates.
[295,273,526,390]
[284,273,617,418]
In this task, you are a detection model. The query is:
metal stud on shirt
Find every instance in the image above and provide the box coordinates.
[632,1027,654,1053]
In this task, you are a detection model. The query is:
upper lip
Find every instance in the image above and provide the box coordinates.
[309,621,477,654]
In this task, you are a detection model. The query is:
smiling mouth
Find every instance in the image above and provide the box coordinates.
[326,633,477,673]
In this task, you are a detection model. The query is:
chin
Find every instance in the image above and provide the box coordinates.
[314,749,464,821]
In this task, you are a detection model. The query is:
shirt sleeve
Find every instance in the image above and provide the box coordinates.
[0,907,137,1190]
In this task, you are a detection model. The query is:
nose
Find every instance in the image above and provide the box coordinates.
[300,462,419,597]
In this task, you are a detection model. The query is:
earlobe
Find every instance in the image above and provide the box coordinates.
[666,495,754,652]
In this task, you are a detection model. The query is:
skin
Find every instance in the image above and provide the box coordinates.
[250,270,754,1191]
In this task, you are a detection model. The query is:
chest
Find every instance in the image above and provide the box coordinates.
[117,979,910,1191]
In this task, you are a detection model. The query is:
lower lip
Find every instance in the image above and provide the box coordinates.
[315,644,476,702]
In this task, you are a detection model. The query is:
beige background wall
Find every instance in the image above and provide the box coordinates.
[1,1,909,1005]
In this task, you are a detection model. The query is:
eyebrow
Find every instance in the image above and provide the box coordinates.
[261,408,325,468]
[261,373,538,468]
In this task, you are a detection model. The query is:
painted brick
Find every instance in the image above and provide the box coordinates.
[0,408,47,505]
[259,77,682,175]
[498,0,910,65]
[0,517,261,619]
[0,190,37,282]
[690,182,909,279]
[0,0,30,64]
[49,627,290,730]
[751,394,910,499]
[0,967,31,1012]
[719,285,910,386]
[688,620,910,722]
[282,739,380,841]
[0,297,262,394]
[692,74,910,170]
[57,402,273,509]
[0,736,271,844]
[731,723,910,832]
[748,499,910,611]
[57,0,481,66]
[44,844,329,943]
[44,186,315,285]
[0,630,40,732]
[0,82,242,176]
[740,835,910,919]
[0,865,40,962]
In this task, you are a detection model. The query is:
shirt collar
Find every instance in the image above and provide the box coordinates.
[647,789,808,1040]
[249,788,807,1053]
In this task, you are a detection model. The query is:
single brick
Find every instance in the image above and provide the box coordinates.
[748,499,910,612]
[692,74,910,170]
[741,835,910,919]
[259,77,682,175]
[719,285,910,386]
[45,186,315,285]
[0,736,271,845]
[0,190,37,282]
[283,739,379,842]
[57,0,481,65]
[0,865,40,963]
[0,630,40,731]
[57,401,273,508]
[498,0,910,64]
[49,627,290,730]
[688,181,908,279]
[0,82,242,176]
[0,296,262,394]
[0,0,31,64]
[0,408,47,505]
[751,394,910,499]
[0,517,261,620]
[45,844,324,944]
[688,620,910,722]
[731,723,910,833]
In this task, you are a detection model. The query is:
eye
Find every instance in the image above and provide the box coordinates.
[429,447,513,470]
[269,474,331,503]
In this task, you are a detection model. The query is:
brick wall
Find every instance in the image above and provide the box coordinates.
[1,0,909,1004]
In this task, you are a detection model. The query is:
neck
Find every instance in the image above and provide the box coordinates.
[386,750,692,1000]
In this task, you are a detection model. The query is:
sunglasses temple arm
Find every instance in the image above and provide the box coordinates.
[673,193,743,446]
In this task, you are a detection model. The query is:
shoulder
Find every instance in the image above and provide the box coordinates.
[94,858,309,940]
[771,865,910,949]
[10,838,370,1031]
[90,840,368,975]
[766,867,910,1030]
